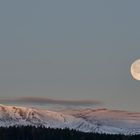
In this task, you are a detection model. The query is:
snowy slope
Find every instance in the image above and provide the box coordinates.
[0,104,140,135]
[62,108,140,135]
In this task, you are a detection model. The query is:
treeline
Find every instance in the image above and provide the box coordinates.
[0,126,139,140]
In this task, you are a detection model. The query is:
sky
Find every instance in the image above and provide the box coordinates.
[0,0,140,112]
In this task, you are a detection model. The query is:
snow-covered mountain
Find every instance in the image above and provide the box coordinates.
[0,104,140,135]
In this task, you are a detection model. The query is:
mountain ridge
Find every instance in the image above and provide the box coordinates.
[0,104,140,135]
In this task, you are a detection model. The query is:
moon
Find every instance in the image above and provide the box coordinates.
[131,59,140,80]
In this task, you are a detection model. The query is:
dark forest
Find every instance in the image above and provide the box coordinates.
[0,126,139,140]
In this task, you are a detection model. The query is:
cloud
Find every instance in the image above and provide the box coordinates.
[0,97,102,107]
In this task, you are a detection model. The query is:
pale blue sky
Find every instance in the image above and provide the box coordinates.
[0,0,140,111]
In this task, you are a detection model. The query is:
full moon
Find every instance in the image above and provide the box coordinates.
[131,59,140,80]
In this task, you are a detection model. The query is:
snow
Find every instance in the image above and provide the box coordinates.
[0,104,140,135]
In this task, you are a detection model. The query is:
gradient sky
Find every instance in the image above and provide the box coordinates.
[0,0,140,111]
